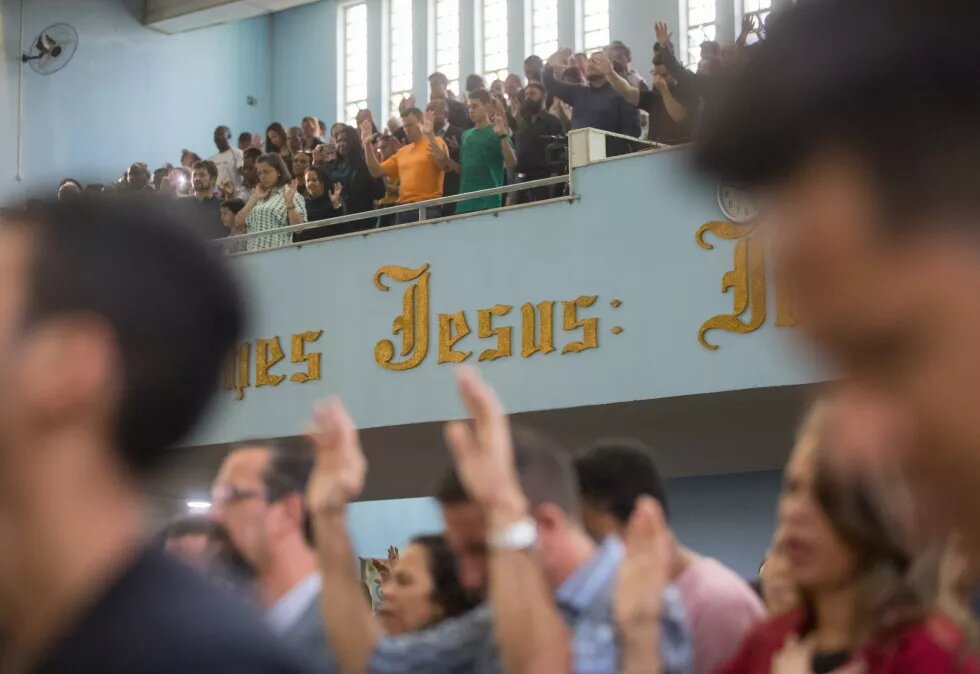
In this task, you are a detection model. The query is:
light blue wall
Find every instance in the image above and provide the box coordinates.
[350,470,782,579]
[270,0,338,127]
[0,0,272,200]
[194,148,824,445]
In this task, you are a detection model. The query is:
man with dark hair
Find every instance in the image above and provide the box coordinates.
[426,98,464,215]
[429,71,471,130]
[186,160,226,239]
[360,107,449,224]
[428,89,517,214]
[307,367,691,674]
[0,197,303,674]
[464,74,486,98]
[210,125,244,195]
[238,131,254,151]
[575,441,764,674]
[123,162,153,192]
[543,48,642,156]
[513,82,565,203]
[523,55,544,83]
[211,438,336,673]
[694,0,980,565]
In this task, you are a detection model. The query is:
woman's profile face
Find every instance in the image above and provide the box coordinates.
[778,437,859,593]
[378,543,441,635]
[760,543,799,616]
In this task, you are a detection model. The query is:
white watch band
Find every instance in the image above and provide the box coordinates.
[488,517,537,551]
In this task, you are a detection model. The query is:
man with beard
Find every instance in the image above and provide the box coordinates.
[513,83,564,203]
[696,0,980,565]
[211,439,338,673]
[426,98,464,215]
[186,160,227,239]
[542,47,641,157]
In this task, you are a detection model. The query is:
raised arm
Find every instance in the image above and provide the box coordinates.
[592,52,640,107]
[424,110,460,174]
[444,367,571,674]
[492,109,518,171]
[306,400,382,674]
[542,48,578,105]
[360,120,390,179]
[653,75,688,123]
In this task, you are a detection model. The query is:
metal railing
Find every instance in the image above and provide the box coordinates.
[220,174,573,255]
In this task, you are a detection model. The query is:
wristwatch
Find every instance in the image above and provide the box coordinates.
[488,517,537,551]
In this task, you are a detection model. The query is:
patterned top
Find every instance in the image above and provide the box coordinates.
[368,536,692,674]
[245,186,307,252]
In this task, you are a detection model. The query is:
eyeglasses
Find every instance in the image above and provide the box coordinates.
[211,484,265,508]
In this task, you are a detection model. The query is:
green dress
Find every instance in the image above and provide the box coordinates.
[456,125,507,214]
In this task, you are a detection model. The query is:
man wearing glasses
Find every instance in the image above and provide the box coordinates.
[212,440,337,673]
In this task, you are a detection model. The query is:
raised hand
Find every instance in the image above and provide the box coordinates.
[590,52,614,76]
[427,138,448,165]
[492,113,509,137]
[614,496,671,629]
[253,183,270,200]
[653,73,670,93]
[329,182,344,209]
[359,118,375,144]
[443,367,525,520]
[422,109,436,135]
[387,545,400,566]
[547,47,573,69]
[305,398,367,516]
[655,21,673,48]
[283,179,299,205]
[220,180,235,199]
[741,14,757,37]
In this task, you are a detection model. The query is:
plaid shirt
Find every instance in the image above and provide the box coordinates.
[368,537,692,674]
[244,186,307,251]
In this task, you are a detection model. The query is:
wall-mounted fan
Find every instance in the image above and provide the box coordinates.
[21,23,78,75]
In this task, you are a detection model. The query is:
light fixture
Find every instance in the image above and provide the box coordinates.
[186,500,212,511]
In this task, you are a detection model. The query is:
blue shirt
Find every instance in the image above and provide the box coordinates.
[368,537,692,674]
[542,66,642,138]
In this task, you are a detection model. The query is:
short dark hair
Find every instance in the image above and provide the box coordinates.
[524,55,543,67]
[465,74,486,91]
[58,178,82,190]
[574,439,670,525]
[524,82,546,95]
[696,0,980,229]
[161,514,216,541]
[435,426,579,518]
[221,198,246,214]
[410,534,480,620]
[467,89,492,106]
[256,437,315,544]
[238,131,252,144]
[400,107,424,122]
[243,147,262,162]
[426,99,448,114]
[192,160,218,181]
[10,197,244,474]
[429,72,449,86]
[256,153,292,185]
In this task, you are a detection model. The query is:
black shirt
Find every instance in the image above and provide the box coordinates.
[514,112,565,176]
[182,195,227,240]
[638,84,697,145]
[32,548,305,674]
[436,124,464,197]
[447,98,473,130]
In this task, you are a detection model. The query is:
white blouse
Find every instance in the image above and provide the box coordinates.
[245,186,308,252]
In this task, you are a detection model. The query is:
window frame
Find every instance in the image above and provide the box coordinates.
[339,0,369,126]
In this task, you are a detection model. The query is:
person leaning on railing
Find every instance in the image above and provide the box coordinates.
[233,153,307,252]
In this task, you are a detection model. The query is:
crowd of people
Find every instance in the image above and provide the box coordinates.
[4,1,980,673]
[53,18,762,251]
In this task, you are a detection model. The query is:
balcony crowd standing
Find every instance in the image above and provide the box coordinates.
[55,18,762,248]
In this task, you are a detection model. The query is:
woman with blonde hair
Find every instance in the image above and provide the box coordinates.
[723,397,979,674]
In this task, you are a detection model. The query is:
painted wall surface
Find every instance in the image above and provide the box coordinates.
[350,470,782,579]
[193,147,825,445]
[0,0,272,201]
[269,0,337,127]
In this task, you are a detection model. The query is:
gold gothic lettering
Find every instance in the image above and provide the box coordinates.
[477,305,513,361]
[438,312,472,364]
[561,295,599,354]
[290,330,324,383]
[256,337,287,387]
[696,221,766,350]
[374,264,431,371]
[521,301,555,358]
[223,343,251,400]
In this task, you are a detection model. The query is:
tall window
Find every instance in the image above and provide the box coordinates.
[529,0,558,58]
[434,0,461,95]
[581,0,609,54]
[482,0,508,83]
[343,3,368,125]
[740,0,770,45]
[389,0,414,118]
[684,0,716,67]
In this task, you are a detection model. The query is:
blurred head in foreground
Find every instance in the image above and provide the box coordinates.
[697,0,980,561]
[0,196,243,656]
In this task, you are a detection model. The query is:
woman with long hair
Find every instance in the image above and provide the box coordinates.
[378,535,479,635]
[233,153,306,251]
[722,398,979,674]
[329,124,384,232]
[265,122,290,158]
[294,165,344,242]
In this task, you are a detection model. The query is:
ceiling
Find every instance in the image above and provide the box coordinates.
[144,384,811,523]
[144,0,321,34]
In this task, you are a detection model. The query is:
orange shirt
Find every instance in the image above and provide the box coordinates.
[380,136,447,204]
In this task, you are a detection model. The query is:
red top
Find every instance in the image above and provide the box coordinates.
[721,609,979,674]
